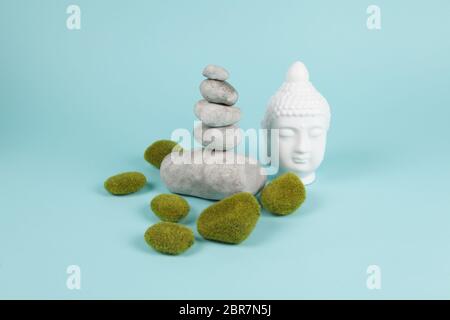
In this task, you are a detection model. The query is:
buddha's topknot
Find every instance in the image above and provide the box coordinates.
[262,61,331,128]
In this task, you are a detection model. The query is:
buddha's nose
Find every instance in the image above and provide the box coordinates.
[294,133,311,154]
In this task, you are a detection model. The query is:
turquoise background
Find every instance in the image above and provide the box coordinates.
[1,0,450,299]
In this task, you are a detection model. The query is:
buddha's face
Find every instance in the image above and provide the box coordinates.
[270,115,328,176]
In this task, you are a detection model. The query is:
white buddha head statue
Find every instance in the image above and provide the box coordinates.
[262,61,331,185]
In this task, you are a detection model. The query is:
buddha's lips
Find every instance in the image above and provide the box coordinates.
[292,156,310,164]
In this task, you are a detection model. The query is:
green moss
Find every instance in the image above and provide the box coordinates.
[151,194,190,222]
[197,192,260,244]
[144,222,194,255]
[260,172,306,215]
[104,172,147,195]
[144,140,182,169]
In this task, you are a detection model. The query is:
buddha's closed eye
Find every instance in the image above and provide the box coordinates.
[279,128,296,137]
[309,127,324,137]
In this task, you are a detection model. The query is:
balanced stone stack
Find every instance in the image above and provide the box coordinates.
[159,64,267,201]
[194,65,242,150]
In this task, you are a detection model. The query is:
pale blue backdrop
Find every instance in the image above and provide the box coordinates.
[1,0,449,299]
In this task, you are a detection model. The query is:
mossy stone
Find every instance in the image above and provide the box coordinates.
[144,140,182,169]
[104,172,147,195]
[260,172,306,215]
[144,222,194,255]
[197,192,260,244]
[151,194,190,222]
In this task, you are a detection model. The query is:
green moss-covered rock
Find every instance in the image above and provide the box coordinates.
[144,222,194,255]
[151,194,190,222]
[197,192,260,244]
[104,172,147,195]
[144,140,182,169]
[260,172,306,215]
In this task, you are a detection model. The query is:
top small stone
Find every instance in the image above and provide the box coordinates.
[202,64,229,81]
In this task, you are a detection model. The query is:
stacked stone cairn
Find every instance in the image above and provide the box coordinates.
[158,64,266,201]
[194,65,242,151]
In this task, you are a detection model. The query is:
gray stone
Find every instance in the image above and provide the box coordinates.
[194,100,241,127]
[160,149,267,200]
[194,123,242,151]
[202,64,229,81]
[200,79,238,106]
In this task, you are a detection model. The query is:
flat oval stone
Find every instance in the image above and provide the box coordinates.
[160,149,267,200]
[200,79,238,106]
[202,64,229,81]
[194,100,241,127]
[194,123,242,151]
